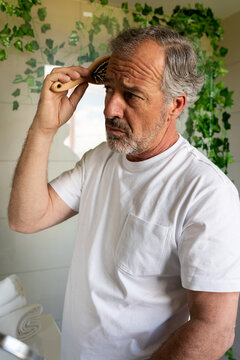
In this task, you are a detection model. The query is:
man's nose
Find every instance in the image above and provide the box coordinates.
[104,93,125,119]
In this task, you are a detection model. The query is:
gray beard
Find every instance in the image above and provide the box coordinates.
[105,116,166,155]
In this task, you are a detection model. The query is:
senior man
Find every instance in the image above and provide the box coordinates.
[8,26,240,360]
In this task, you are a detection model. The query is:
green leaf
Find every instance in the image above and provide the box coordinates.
[36,66,44,77]
[46,38,53,49]
[154,6,163,15]
[98,43,107,50]
[78,54,90,64]
[89,29,94,43]
[226,153,233,164]
[13,101,19,111]
[52,46,58,55]
[69,30,79,46]
[172,5,180,14]
[0,24,11,35]
[135,3,143,12]
[22,10,32,22]
[31,88,41,93]
[133,13,144,22]
[0,48,7,61]
[24,68,33,75]
[121,2,129,13]
[26,58,37,68]
[219,46,228,57]
[0,2,7,12]
[0,36,11,47]
[30,40,39,51]
[14,39,23,52]
[20,23,34,37]
[41,23,51,33]
[123,17,129,30]
[12,88,21,97]
[36,80,43,87]
[142,4,152,16]
[150,15,160,25]
[222,111,231,130]
[88,43,99,61]
[37,7,47,21]
[24,43,34,52]
[13,74,24,84]
[55,60,64,66]
[25,75,35,87]
[76,20,84,31]
[100,0,108,5]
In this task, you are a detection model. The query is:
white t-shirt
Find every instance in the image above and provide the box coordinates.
[50,135,240,360]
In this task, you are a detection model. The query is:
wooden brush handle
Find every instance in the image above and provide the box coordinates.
[50,55,110,93]
[51,77,87,92]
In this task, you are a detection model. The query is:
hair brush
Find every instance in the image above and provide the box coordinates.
[51,55,110,92]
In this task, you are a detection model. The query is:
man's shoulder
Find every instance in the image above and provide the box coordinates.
[178,136,234,189]
[84,141,112,161]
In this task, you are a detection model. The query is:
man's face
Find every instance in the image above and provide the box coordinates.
[103,40,174,161]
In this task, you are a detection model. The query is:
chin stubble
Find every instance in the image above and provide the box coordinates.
[105,114,166,155]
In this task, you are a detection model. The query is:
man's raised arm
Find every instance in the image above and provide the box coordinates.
[8,66,89,234]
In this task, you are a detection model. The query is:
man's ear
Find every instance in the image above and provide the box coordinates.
[167,94,187,121]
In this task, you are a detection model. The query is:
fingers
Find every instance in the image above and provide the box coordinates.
[42,66,90,93]
[51,66,90,80]
[68,82,89,110]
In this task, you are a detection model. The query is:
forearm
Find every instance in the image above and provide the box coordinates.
[150,318,234,360]
[8,120,55,233]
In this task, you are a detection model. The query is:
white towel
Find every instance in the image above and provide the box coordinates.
[0,304,43,341]
[0,274,25,308]
[0,295,27,317]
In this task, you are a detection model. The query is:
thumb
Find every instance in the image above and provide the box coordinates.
[68,82,89,110]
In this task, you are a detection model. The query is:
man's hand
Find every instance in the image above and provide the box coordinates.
[8,65,90,233]
[33,66,89,135]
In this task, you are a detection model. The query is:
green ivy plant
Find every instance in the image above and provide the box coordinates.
[0,0,42,60]
[117,2,234,174]
[1,1,234,176]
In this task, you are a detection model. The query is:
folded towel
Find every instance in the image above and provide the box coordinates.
[0,295,27,317]
[0,304,43,341]
[0,274,25,307]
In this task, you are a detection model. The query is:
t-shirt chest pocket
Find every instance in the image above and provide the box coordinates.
[115,213,170,276]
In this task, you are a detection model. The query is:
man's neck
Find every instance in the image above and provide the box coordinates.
[126,124,179,162]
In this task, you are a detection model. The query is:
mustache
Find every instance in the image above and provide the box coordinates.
[105,117,132,135]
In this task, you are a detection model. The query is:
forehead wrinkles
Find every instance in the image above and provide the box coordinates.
[107,56,163,86]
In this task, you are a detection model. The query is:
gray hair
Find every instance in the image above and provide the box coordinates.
[109,26,204,106]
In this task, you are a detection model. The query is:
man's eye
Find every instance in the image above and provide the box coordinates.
[125,92,138,100]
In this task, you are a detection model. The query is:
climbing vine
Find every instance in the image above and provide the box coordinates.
[0,1,235,176]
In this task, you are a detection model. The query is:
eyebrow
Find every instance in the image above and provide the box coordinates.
[104,77,148,99]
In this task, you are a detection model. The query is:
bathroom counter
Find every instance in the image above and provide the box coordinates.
[26,314,61,360]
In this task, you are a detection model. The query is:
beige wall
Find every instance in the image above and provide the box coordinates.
[0,0,82,329]
[221,11,240,358]
[222,11,240,194]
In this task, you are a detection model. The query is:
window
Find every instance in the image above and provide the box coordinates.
[45,65,106,159]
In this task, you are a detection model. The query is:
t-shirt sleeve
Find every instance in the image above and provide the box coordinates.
[178,182,240,292]
[49,156,86,212]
